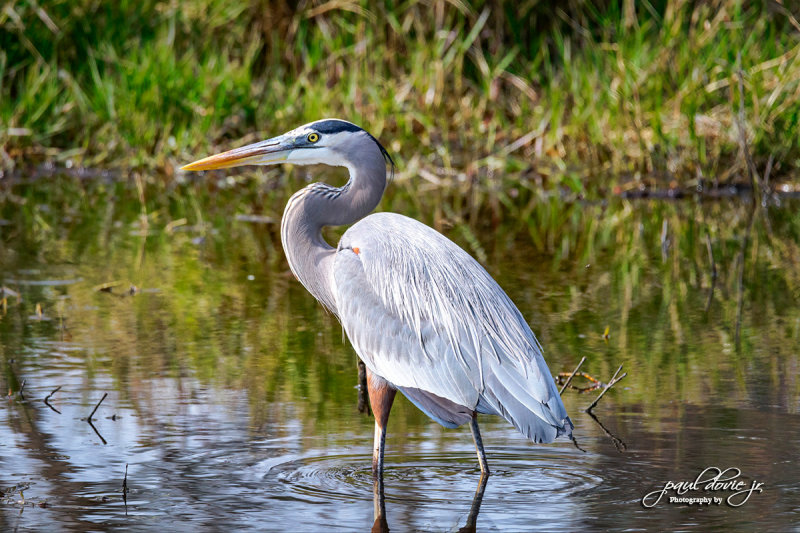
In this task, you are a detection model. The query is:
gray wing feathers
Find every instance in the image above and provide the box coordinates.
[399,387,474,428]
[334,253,478,408]
[333,212,571,443]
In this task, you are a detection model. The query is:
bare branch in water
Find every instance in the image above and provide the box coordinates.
[586,365,627,413]
[559,356,586,396]
[558,362,628,452]
[122,464,129,515]
[88,392,108,421]
[86,392,108,445]
[43,385,62,414]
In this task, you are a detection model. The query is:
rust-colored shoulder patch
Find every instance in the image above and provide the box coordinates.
[353,247,360,255]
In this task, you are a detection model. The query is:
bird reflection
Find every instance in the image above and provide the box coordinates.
[372,473,489,532]
[457,473,489,533]
[371,476,389,533]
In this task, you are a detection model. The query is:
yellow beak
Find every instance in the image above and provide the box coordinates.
[181,137,291,171]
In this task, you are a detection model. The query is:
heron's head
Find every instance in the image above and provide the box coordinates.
[181,119,393,172]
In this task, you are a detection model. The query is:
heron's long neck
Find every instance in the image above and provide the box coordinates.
[280,149,387,315]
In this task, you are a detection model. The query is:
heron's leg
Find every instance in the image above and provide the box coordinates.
[357,360,370,415]
[469,412,490,475]
[366,369,396,478]
[372,422,387,478]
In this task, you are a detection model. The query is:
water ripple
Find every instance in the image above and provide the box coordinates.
[262,446,602,506]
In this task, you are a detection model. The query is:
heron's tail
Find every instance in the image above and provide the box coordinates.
[476,366,573,444]
[556,415,574,439]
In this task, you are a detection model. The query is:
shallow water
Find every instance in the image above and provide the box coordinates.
[1,181,799,531]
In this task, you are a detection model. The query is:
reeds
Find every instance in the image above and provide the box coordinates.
[1,1,798,189]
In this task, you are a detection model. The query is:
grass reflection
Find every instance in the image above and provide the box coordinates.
[1,174,799,444]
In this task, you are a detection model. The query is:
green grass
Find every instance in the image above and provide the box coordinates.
[1,1,799,192]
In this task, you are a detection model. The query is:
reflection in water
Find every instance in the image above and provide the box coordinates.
[43,385,62,414]
[372,477,388,533]
[373,472,487,532]
[456,473,488,533]
[86,392,109,445]
[587,411,627,453]
[1,178,800,530]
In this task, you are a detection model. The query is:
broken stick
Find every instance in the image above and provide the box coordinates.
[585,364,627,413]
[44,385,62,414]
[559,356,586,396]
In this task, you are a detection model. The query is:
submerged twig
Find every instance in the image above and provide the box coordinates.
[585,365,626,413]
[43,385,62,414]
[88,392,107,421]
[559,363,628,451]
[559,356,586,396]
[122,464,128,515]
[18,379,26,401]
[87,392,108,444]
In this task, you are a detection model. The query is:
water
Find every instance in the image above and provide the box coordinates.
[1,178,799,531]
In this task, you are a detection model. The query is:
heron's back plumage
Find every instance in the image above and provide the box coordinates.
[333,212,572,443]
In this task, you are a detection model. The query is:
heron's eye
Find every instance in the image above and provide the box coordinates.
[307,132,320,143]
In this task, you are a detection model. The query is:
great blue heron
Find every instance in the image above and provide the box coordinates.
[182,119,573,477]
